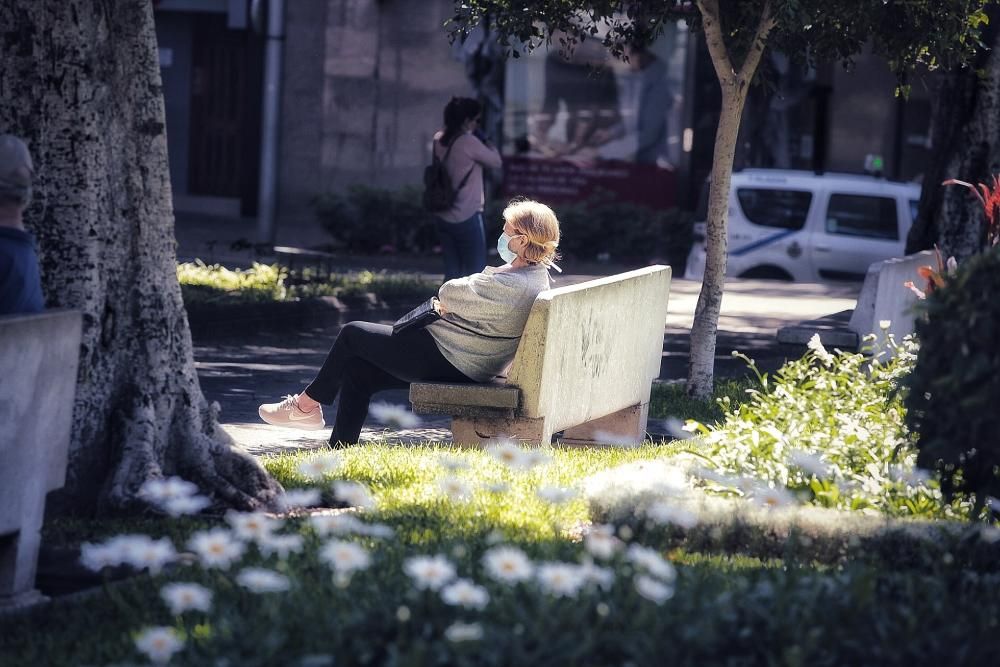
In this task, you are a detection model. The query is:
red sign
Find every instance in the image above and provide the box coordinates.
[501,156,676,209]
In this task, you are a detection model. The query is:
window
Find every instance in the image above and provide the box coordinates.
[825,194,898,240]
[736,188,812,230]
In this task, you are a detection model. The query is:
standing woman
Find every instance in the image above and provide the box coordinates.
[433,97,502,281]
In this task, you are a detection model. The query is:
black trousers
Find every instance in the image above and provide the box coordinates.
[304,321,472,445]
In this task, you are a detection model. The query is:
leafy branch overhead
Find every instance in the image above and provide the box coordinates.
[448,0,988,84]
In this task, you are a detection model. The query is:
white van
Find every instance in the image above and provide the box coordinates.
[684,169,921,282]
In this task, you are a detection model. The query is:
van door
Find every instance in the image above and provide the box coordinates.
[808,190,905,281]
[728,187,813,280]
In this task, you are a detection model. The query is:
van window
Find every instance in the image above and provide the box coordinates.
[736,189,812,230]
[824,194,898,240]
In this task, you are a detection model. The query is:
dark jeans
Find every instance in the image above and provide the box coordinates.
[437,212,486,281]
[304,321,472,446]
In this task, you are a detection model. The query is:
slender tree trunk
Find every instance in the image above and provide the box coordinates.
[0,0,283,515]
[687,0,774,398]
[907,11,1000,259]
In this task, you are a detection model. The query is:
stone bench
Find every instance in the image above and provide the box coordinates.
[0,309,81,611]
[410,266,672,446]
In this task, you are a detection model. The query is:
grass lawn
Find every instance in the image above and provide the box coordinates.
[3,337,998,666]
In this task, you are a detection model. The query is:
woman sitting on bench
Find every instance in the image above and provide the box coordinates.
[257,198,561,446]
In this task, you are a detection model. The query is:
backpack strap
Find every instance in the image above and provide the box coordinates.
[436,136,476,193]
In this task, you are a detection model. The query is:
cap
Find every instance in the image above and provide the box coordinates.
[0,135,34,204]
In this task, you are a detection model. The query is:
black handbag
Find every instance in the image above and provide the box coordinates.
[392,297,521,340]
[392,297,440,334]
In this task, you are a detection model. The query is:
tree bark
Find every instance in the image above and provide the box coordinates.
[907,12,1000,260]
[687,0,775,398]
[0,0,283,515]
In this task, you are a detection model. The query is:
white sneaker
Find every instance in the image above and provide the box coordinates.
[258,395,325,430]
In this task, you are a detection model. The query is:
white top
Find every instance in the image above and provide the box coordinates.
[427,264,551,381]
[432,131,503,223]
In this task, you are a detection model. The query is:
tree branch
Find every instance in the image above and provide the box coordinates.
[738,0,777,84]
[696,0,735,85]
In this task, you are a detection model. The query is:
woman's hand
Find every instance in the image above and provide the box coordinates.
[433,298,447,316]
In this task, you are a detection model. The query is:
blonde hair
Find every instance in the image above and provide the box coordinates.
[503,198,561,267]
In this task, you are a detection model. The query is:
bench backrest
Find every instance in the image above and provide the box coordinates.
[507,265,671,432]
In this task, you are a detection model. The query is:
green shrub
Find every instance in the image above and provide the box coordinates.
[312,185,437,253]
[177,261,287,305]
[905,246,1000,517]
[648,378,754,426]
[685,337,968,519]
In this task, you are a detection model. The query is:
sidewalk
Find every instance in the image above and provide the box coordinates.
[177,212,860,452]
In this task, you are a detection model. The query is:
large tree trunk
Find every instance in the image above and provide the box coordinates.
[687,0,774,398]
[0,0,283,515]
[906,11,1000,260]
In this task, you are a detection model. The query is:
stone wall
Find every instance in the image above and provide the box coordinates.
[279,0,472,231]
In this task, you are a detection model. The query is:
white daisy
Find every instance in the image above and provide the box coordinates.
[160,582,212,615]
[444,621,484,643]
[635,574,675,604]
[482,545,534,584]
[403,554,456,591]
[788,450,833,479]
[319,540,372,575]
[187,528,246,570]
[440,579,490,610]
[536,562,585,598]
[225,511,282,542]
[138,477,199,504]
[163,494,212,517]
[257,533,305,559]
[368,401,421,429]
[750,484,797,510]
[134,626,184,665]
[80,536,134,571]
[438,476,473,502]
[583,524,621,560]
[437,453,470,472]
[332,481,376,510]
[577,559,615,590]
[277,488,323,510]
[296,453,343,481]
[626,544,676,582]
[663,417,694,440]
[807,333,834,364]
[123,536,177,575]
[236,567,291,593]
[309,513,365,536]
[645,502,699,529]
[536,486,578,504]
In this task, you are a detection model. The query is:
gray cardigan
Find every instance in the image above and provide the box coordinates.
[428,264,551,382]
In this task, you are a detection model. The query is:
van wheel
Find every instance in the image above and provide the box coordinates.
[738,266,793,281]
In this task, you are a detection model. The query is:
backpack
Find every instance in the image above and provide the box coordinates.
[422,138,474,213]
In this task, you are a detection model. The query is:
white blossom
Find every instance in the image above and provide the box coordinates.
[536,486,578,504]
[319,540,372,575]
[225,511,282,542]
[257,533,305,559]
[482,546,534,584]
[663,417,694,440]
[437,454,470,472]
[440,579,490,610]
[404,554,456,591]
[332,481,377,510]
[645,502,699,529]
[368,401,421,429]
[626,544,676,582]
[160,582,212,616]
[444,621,484,643]
[134,626,184,665]
[187,528,246,570]
[138,477,199,504]
[635,574,675,604]
[236,567,291,593]
[438,476,473,502]
[788,449,833,479]
[807,334,834,364]
[123,536,177,575]
[163,494,212,517]
[277,488,323,510]
[750,485,797,510]
[309,513,365,536]
[536,562,585,598]
[577,560,615,590]
[296,453,343,481]
[583,524,621,560]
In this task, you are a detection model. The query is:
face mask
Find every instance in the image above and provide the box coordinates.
[497,231,519,264]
